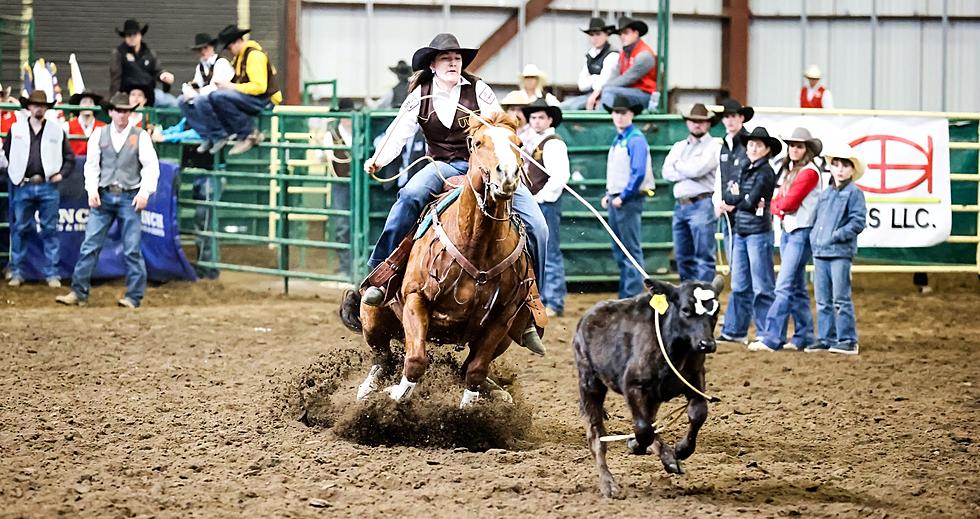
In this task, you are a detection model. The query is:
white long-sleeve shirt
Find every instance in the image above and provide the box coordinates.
[576,47,619,92]
[84,122,160,200]
[525,127,570,204]
[372,77,501,168]
[803,84,834,108]
[661,132,721,199]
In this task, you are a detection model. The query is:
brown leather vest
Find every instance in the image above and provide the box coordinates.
[418,81,479,162]
[525,134,560,195]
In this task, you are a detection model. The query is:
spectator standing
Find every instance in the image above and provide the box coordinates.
[3,90,75,287]
[602,95,654,298]
[749,127,822,352]
[66,91,105,156]
[500,89,532,146]
[179,33,234,153]
[561,17,619,111]
[55,92,160,308]
[518,64,560,106]
[196,25,283,156]
[109,19,177,107]
[591,16,659,114]
[806,143,867,355]
[661,103,720,282]
[370,60,413,109]
[718,127,778,343]
[800,65,834,109]
[521,99,570,317]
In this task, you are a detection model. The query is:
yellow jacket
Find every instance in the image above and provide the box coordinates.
[233,40,283,105]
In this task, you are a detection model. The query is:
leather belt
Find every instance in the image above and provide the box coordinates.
[100,184,138,194]
[20,174,46,186]
[676,192,712,205]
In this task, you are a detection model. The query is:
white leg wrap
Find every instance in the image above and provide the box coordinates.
[387,375,417,401]
[460,388,481,408]
[356,364,382,400]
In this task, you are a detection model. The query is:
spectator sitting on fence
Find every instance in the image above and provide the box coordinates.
[749,127,823,353]
[178,33,234,151]
[590,16,659,114]
[110,19,177,108]
[661,103,721,283]
[561,17,619,111]
[500,89,532,146]
[194,24,283,156]
[518,64,560,107]
[126,86,151,127]
[65,91,105,156]
[367,60,413,110]
[806,142,867,355]
[718,126,778,345]
[1,82,17,134]
[3,90,75,288]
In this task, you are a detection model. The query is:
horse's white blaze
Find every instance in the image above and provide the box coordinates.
[356,364,382,400]
[387,375,417,401]
[460,388,481,408]
[485,126,519,174]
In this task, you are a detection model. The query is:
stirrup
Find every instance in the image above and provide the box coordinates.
[363,286,386,306]
[521,326,546,356]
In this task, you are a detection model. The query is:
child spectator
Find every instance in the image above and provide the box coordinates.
[749,127,822,352]
[805,143,867,355]
[718,127,777,344]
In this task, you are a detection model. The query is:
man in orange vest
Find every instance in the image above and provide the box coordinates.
[590,16,658,114]
[800,64,834,109]
[65,91,106,156]
[0,83,16,135]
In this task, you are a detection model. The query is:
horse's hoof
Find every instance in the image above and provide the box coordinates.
[460,388,481,408]
[386,375,416,401]
[356,365,382,400]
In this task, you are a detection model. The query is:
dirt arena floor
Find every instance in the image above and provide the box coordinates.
[1,273,978,518]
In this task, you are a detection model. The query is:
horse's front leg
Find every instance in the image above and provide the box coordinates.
[388,292,429,401]
[357,306,397,400]
[459,324,511,408]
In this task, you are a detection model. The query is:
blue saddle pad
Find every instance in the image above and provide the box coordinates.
[413,187,463,240]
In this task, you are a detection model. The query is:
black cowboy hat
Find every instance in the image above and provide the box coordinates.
[389,60,413,78]
[681,103,719,125]
[521,98,563,128]
[603,94,644,115]
[718,98,754,122]
[68,90,103,106]
[19,90,55,109]
[217,25,251,49]
[105,92,137,111]
[616,16,648,37]
[581,17,616,34]
[190,33,217,50]
[116,19,148,37]
[737,126,782,157]
[411,33,478,72]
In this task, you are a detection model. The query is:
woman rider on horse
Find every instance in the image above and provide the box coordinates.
[357,33,549,354]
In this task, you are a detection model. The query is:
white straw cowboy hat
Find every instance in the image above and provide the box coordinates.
[804,64,822,80]
[823,142,865,181]
[499,89,531,107]
[520,64,548,85]
[780,127,823,157]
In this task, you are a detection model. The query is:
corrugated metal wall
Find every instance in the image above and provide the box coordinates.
[2,0,284,101]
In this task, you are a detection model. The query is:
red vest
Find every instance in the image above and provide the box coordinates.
[618,39,658,94]
[0,111,15,135]
[800,85,825,108]
[67,117,106,156]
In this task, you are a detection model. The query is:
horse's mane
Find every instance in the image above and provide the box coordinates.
[467,111,520,136]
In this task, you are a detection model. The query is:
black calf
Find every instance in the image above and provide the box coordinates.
[573,275,724,498]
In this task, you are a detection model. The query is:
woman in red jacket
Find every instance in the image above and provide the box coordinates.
[749,127,822,352]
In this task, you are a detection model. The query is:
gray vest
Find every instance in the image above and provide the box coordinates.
[606,128,654,194]
[780,161,822,233]
[99,126,143,189]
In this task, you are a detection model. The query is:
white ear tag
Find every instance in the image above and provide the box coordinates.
[693,288,718,316]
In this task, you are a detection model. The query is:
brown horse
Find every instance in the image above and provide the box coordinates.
[356,113,535,407]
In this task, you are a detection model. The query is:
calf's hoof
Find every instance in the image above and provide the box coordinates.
[626,438,650,455]
[599,477,622,499]
[662,459,684,475]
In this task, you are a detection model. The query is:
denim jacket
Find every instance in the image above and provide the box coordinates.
[810,179,867,258]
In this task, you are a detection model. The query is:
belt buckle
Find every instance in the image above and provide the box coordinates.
[108,184,124,194]
[29,174,44,185]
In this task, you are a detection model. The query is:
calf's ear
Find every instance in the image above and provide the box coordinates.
[711,274,726,296]
[643,277,676,297]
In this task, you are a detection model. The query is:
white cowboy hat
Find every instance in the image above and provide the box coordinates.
[520,64,547,84]
[823,142,865,181]
[499,89,531,107]
[804,64,822,80]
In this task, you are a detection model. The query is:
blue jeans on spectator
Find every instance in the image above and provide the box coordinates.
[180,96,223,141]
[608,195,645,298]
[600,87,651,113]
[761,227,815,349]
[10,182,60,279]
[71,190,147,305]
[331,181,352,276]
[199,90,272,140]
[813,257,857,346]
[154,88,179,108]
[192,176,221,279]
[539,199,567,314]
[560,93,592,110]
[367,159,548,283]
[672,196,717,282]
[721,231,775,338]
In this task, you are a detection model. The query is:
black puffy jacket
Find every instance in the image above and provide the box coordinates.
[722,157,777,235]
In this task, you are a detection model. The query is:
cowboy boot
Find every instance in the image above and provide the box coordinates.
[362,286,386,306]
[521,326,546,356]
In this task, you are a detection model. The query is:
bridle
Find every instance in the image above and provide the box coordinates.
[465,131,517,222]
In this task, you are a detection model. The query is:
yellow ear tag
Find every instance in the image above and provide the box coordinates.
[650,294,669,315]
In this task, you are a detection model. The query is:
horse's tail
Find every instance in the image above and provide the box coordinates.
[339,289,363,332]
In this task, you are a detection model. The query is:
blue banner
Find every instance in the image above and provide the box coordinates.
[7,157,197,282]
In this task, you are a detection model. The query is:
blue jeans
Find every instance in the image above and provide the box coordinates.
[721,231,776,337]
[10,182,60,279]
[198,89,271,139]
[672,197,717,282]
[560,93,592,110]
[367,159,549,282]
[813,257,857,345]
[192,176,221,279]
[600,87,651,113]
[153,88,179,108]
[761,227,815,349]
[71,191,147,305]
[180,96,223,141]
[539,199,566,314]
[608,195,645,298]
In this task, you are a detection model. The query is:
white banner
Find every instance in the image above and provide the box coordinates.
[749,114,951,247]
